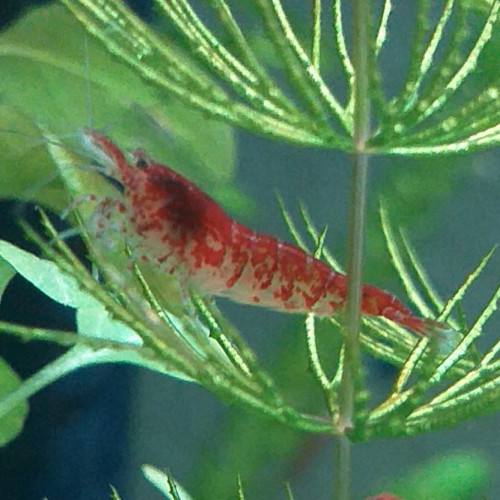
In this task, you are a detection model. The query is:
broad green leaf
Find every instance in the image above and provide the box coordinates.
[0,240,89,308]
[0,4,246,214]
[75,300,139,344]
[0,258,15,302]
[0,240,140,344]
[0,105,66,212]
[0,241,193,382]
[0,340,194,434]
[0,345,189,433]
[0,357,28,447]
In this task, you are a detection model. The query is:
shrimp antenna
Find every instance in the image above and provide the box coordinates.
[0,129,81,153]
[83,34,94,129]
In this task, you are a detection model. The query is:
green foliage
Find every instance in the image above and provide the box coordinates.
[0,357,28,446]
[141,451,493,500]
[58,0,500,154]
[0,4,250,214]
[0,0,500,499]
[0,198,497,440]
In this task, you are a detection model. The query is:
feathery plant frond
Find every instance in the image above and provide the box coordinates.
[109,485,122,500]
[1,4,500,499]
[276,197,500,438]
[1,135,497,440]
[0,212,331,434]
[360,211,500,439]
[59,0,500,154]
[0,6,498,500]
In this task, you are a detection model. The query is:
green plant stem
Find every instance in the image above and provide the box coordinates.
[335,1,371,499]
[335,435,351,500]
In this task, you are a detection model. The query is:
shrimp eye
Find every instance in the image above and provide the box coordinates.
[134,156,149,169]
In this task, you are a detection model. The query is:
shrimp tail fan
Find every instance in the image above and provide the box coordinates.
[417,318,462,355]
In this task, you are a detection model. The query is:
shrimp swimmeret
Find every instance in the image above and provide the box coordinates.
[81,129,452,339]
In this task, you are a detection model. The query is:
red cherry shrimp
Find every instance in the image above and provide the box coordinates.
[81,129,454,340]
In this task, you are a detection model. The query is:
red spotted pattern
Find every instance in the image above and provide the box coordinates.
[82,129,453,339]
